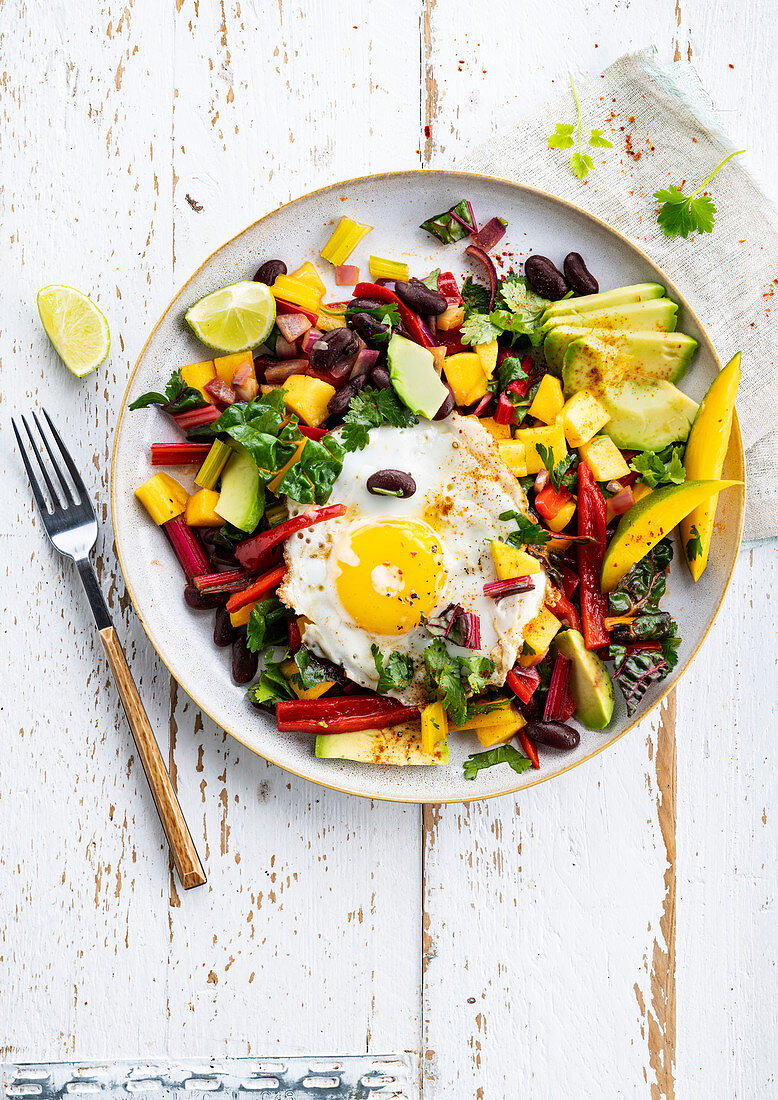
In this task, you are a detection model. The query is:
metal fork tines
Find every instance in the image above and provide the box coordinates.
[13,408,206,890]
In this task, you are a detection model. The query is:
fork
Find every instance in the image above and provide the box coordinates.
[12,409,206,891]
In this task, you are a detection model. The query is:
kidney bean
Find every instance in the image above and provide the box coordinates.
[394,278,448,316]
[367,469,416,498]
[370,365,392,390]
[308,327,357,371]
[254,259,286,285]
[348,296,386,311]
[433,386,456,420]
[213,605,238,647]
[327,374,368,418]
[232,635,259,684]
[524,255,569,301]
[563,252,599,296]
[350,311,390,343]
[525,719,580,751]
[184,583,228,610]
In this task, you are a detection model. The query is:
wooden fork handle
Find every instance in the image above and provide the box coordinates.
[99,625,207,890]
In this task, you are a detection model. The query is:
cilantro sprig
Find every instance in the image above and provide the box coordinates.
[547,76,613,180]
[629,446,686,489]
[499,509,551,547]
[422,638,494,727]
[536,444,578,492]
[654,150,745,238]
[341,386,418,452]
[463,745,533,780]
[371,644,415,694]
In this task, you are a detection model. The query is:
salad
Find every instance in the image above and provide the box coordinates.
[130,198,740,782]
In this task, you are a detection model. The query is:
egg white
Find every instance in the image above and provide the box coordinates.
[278,414,548,706]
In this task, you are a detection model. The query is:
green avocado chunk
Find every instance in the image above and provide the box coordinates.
[562,336,698,450]
[541,282,665,324]
[215,442,263,532]
[316,727,449,765]
[543,326,698,379]
[387,332,448,419]
[541,298,678,337]
[553,629,615,730]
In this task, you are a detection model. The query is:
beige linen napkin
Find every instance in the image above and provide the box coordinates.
[457,48,777,544]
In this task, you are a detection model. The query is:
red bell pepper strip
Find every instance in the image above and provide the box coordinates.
[193,568,253,594]
[171,405,222,432]
[435,328,465,356]
[543,653,571,721]
[236,503,347,572]
[545,590,582,633]
[151,442,213,465]
[274,298,319,325]
[353,282,435,348]
[506,666,540,705]
[517,727,540,769]
[576,461,610,650]
[225,563,288,613]
[437,271,463,304]
[560,565,579,599]
[276,695,420,733]
[298,425,330,440]
[535,483,574,525]
[287,617,302,655]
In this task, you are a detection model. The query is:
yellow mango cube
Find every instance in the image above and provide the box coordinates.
[443,353,488,406]
[518,607,562,666]
[497,440,528,477]
[421,701,448,755]
[528,373,564,424]
[477,714,526,748]
[474,340,498,378]
[561,389,611,447]
[185,488,223,527]
[436,305,465,331]
[632,482,653,504]
[579,435,630,482]
[135,473,189,526]
[514,423,567,474]
[289,261,326,296]
[214,351,253,386]
[430,346,447,374]
[475,416,511,441]
[490,540,542,579]
[181,360,216,400]
[281,375,336,427]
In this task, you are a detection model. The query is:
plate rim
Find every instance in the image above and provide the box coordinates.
[111,168,745,804]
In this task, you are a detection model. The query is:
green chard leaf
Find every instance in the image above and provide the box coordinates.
[463,745,533,780]
[276,433,344,505]
[420,268,441,290]
[371,644,415,694]
[419,199,476,244]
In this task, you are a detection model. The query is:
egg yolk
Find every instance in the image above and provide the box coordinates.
[335,520,446,635]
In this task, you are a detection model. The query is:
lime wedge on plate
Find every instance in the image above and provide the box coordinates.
[185,280,276,352]
[37,285,110,377]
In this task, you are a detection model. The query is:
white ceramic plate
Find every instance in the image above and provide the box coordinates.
[112,171,744,803]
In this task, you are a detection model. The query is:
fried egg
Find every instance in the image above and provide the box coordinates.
[278,414,548,707]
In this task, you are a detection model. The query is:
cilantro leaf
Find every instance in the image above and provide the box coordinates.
[685,523,703,561]
[371,644,414,693]
[245,599,291,655]
[653,149,745,239]
[245,653,295,707]
[129,368,207,414]
[570,152,594,180]
[341,386,418,452]
[463,745,533,780]
[421,268,441,290]
[461,276,492,315]
[290,646,342,690]
[344,302,400,341]
[537,444,578,492]
[630,446,686,489]
[589,129,613,148]
[547,123,574,150]
[496,273,550,317]
[461,312,502,347]
[499,508,551,547]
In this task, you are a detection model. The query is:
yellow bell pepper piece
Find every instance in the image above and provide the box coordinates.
[680,352,741,581]
[421,700,448,755]
[497,440,528,477]
[317,306,348,332]
[181,360,216,400]
[185,488,223,527]
[474,340,498,378]
[320,216,372,266]
[561,389,610,447]
[369,256,409,281]
[518,607,562,667]
[289,261,326,297]
[230,601,257,628]
[135,473,189,526]
[443,352,488,406]
[214,351,253,386]
[436,305,465,331]
[528,373,564,424]
[578,435,630,482]
[490,540,542,579]
[271,275,322,315]
[282,374,336,427]
[279,660,336,701]
[477,720,526,748]
[513,423,567,475]
[545,499,577,532]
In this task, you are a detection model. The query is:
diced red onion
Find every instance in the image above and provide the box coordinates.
[276,312,312,343]
[473,394,493,417]
[301,327,323,355]
[351,347,379,379]
[464,244,498,310]
[336,265,360,286]
[494,393,515,425]
[473,216,507,252]
[534,469,550,493]
[275,334,299,360]
[608,486,635,515]
[203,378,236,407]
[232,364,259,401]
[264,358,309,383]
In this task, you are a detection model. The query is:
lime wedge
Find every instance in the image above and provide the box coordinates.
[185,280,276,352]
[37,285,110,377]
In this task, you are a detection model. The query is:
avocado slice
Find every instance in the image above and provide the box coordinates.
[315,726,450,765]
[543,326,698,379]
[562,337,698,450]
[541,282,665,324]
[387,333,449,419]
[215,442,263,532]
[541,299,678,337]
[553,629,615,729]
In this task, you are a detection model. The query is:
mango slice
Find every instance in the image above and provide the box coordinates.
[680,353,741,581]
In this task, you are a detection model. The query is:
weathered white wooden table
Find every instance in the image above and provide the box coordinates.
[2,2,776,1096]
